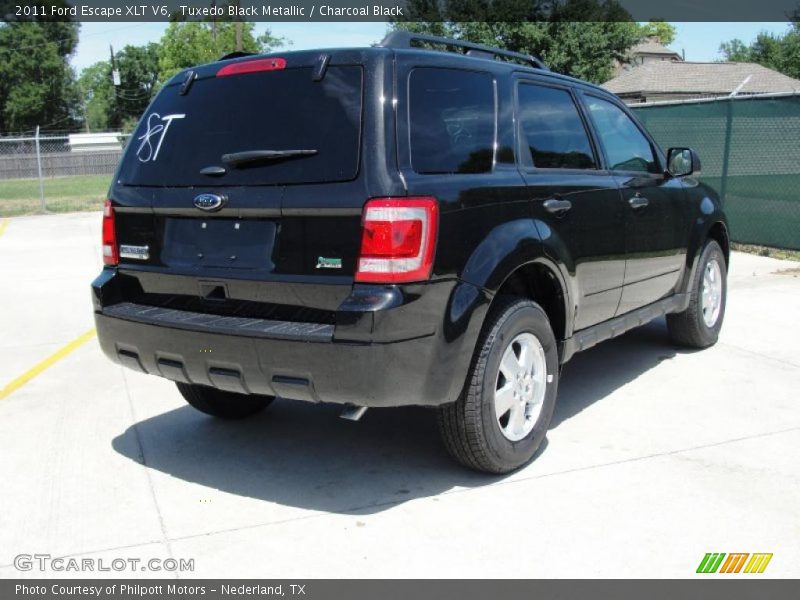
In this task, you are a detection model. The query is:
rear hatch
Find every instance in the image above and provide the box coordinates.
[109,51,385,319]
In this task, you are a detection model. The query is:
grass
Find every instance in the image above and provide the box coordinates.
[731,242,800,262]
[0,174,111,217]
[1,173,798,258]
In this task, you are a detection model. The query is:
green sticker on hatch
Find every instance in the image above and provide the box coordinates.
[316,257,342,270]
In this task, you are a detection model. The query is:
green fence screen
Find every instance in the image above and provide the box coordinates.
[632,94,800,250]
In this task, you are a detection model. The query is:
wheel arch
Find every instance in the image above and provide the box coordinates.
[707,220,730,266]
[680,190,731,296]
[457,218,573,342]
[491,259,570,344]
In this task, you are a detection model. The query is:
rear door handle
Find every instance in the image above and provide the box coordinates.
[543,198,572,215]
[628,196,649,210]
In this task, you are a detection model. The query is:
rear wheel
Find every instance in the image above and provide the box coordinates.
[176,383,274,419]
[667,239,727,348]
[438,296,559,474]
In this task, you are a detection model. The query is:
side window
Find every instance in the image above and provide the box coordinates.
[517,83,596,169]
[409,68,495,174]
[584,95,660,173]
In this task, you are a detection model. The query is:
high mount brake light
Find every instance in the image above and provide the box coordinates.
[102,200,118,266]
[355,197,438,284]
[216,58,287,77]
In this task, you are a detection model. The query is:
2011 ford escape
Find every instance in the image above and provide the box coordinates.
[92,32,729,473]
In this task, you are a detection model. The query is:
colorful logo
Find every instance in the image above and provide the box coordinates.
[697,553,773,574]
[316,256,343,270]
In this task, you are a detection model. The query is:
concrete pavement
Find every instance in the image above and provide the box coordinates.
[0,212,798,578]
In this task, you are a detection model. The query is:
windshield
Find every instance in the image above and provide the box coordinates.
[118,65,363,187]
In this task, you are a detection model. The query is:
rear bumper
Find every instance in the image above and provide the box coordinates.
[92,270,489,408]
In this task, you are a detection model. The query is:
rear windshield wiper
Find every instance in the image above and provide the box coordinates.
[221,149,318,167]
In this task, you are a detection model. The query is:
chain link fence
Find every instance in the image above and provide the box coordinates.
[2,95,799,250]
[633,93,800,250]
[0,130,131,217]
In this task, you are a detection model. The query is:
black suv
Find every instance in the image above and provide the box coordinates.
[92,33,729,473]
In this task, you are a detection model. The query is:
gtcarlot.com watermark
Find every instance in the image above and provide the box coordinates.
[14,553,194,573]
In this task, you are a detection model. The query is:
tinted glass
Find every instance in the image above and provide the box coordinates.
[517,84,596,169]
[118,66,363,186]
[409,68,495,174]
[584,96,660,173]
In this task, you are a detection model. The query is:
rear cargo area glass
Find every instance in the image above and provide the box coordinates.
[118,65,363,186]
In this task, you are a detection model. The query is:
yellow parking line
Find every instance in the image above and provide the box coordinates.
[0,218,9,238]
[0,329,97,400]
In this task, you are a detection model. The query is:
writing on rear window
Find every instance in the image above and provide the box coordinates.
[136,113,186,163]
[119,66,363,187]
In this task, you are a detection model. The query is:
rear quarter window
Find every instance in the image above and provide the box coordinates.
[408,68,496,174]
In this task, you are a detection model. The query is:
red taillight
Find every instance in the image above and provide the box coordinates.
[216,57,286,78]
[102,200,118,266]
[355,197,438,284]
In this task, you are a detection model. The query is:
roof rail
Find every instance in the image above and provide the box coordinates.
[378,31,549,71]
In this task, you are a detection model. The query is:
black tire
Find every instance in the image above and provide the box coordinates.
[437,296,559,474]
[667,239,727,348]
[176,382,274,419]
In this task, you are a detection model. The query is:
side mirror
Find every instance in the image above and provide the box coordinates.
[667,147,701,177]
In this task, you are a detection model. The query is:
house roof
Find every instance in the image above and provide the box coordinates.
[628,39,681,58]
[604,61,800,96]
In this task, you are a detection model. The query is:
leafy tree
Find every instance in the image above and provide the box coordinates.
[720,22,800,79]
[394,0,642,83]
[114,43,161,124]
[79,43,161,132]
[0,17,81,133]
[78,61,114,131]
[719,39,751,62]
[637,20,676,45]
[158,21,285,85]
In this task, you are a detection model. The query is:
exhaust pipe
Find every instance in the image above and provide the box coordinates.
[340,405,368,421]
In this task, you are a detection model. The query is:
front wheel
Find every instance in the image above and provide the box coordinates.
[176,383,274,419]
[667,239,727,348]
[437,297,559,474]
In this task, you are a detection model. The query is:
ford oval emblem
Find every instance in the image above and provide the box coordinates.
[193,193,226,212]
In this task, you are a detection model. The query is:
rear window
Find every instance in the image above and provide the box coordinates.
[409,68,495,174]
[118,65,363,186]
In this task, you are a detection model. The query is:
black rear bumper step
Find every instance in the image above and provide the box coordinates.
[102,302,334,342]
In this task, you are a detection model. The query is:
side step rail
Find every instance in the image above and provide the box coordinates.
[559,293,688,364]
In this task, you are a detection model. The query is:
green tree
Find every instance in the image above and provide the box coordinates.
[79,43,161,132]
[719,39,752,62]
[79,61,114,131]
[157,21,285,85]
[114,43,161,126]
[394,0,642,83]
[637,20,676,45]
[720,22,800,79]
[0,18,81,132]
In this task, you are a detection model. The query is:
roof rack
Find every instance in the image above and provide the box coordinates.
[378,31,549,71]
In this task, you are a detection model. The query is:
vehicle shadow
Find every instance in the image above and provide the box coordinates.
[552,317,687,428]
[112,399,501,515]
[111,318,685,514]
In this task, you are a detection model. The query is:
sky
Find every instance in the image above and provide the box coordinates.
[70,22,795,72]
